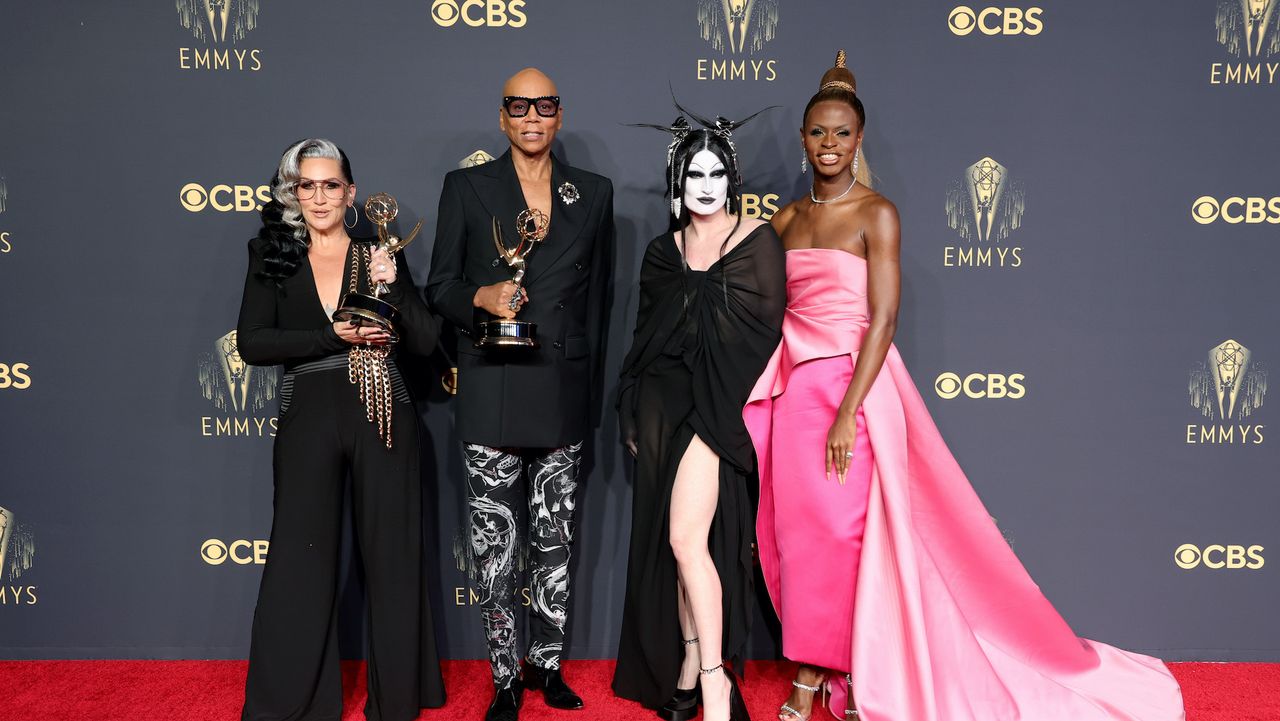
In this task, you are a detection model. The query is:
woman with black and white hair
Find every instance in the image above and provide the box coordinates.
[236,138,445,720]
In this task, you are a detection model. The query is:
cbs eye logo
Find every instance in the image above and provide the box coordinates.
[948,6,1043,36]
[1174,543,1264,570]
[201,538,269,565]
[180,183,272,213]
[1191,196,1280,225]
[934,372,1026,399]
[431,0,527,28]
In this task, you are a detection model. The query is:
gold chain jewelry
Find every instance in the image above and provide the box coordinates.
[345,244,395,448]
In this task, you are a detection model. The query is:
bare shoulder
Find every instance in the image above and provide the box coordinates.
[770,199,802,235]
[860,191,899,227]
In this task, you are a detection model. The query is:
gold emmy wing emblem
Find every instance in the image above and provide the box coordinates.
[0,506,13,580]
[458,150,496,169]
[1216,0,1280,58]
[946,157,1025,243]
[1189,339,1269,420]
[475,208,550,349]
[0,505,35,582]
[176,0,262,44]
[198,330,277,413]
[697,0,779,54]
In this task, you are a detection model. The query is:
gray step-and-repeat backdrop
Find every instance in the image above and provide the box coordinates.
[1,1,1276,662]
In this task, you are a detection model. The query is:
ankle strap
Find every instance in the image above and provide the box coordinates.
[683,637,700,646]
[699,663,724,676]
[792,679,823,693]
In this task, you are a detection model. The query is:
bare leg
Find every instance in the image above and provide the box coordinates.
[675,574,700,690]
[669,434,730,721]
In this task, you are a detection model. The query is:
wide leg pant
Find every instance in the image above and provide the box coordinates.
[242,368,444,721]
[462,441,582,690]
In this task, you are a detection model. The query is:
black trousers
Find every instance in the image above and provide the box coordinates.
[242,367,444,721]
[463,441,582,690]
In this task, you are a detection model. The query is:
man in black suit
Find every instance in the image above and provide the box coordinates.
[425,67,613,721]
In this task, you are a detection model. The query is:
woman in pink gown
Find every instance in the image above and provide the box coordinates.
[742,52,1186,721]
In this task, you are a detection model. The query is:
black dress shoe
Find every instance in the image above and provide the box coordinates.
[658,686,700,721]
[485,684,523,721]
[521,659,585,710]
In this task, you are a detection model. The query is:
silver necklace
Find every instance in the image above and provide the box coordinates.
[810,175,858,205]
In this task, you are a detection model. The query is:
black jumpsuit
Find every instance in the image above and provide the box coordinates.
[236,235,446,721]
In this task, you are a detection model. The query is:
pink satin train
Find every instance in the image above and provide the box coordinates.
[744,248,1185,721]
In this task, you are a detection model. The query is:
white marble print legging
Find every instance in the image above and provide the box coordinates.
[463,441,582,689]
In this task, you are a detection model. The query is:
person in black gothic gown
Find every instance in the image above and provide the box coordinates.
[236,138,445,721]
[613,111,785,721]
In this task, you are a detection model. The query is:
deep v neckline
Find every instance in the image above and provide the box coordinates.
[306,240,356,323]
[512,175,554,235]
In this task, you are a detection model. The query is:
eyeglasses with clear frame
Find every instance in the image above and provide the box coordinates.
[502,95,561,118]
[293,178,350,201]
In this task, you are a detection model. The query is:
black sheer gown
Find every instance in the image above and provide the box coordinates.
[612,223,786,708]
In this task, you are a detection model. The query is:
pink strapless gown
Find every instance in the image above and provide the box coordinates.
[744,249,1185,721]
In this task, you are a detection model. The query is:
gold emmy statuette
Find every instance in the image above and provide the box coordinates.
[476,208,549,349]
[334,192,423,343]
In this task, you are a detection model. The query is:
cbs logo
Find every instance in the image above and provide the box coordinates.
[201,538,269,565]
[1190,196,1280,225]
[934,372,1026,399]
[948,6,1044,36]
[0,362,31,390]
[1174,543,1264,570]
[741,193,780,220]
[431,0,527,27]
[180,183,272,213]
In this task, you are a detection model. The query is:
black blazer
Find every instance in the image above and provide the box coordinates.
[237,236,437,369]
[426,150,614,448]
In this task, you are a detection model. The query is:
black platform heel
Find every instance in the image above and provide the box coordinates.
[700,662,751,721]
[659,637,702,721]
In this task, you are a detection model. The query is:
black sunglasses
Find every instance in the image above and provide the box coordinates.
[503,95,561,118]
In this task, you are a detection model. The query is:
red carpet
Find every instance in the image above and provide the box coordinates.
[3,659,1276,720]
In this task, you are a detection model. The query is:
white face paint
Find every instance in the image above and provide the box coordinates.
[682,148,729,217]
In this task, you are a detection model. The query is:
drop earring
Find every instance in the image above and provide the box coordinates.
[672,196,682,218]
[851,146,860,179]
[801,147,808,173]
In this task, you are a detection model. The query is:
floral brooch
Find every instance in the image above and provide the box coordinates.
[558,181,580,206]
